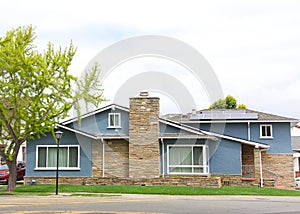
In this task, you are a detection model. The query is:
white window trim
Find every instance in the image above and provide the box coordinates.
[35,145,80,170]
[107,113,121,128]
[260,124,273,139]
[167,145,209,175]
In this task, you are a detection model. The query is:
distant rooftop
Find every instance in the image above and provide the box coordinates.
[292,136,300,151]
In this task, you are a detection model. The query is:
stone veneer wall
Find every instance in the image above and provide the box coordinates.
[129,97,160,178]
[92,140,103,177]
[104,140,129,178]
[91,139,129,178]
[24,176,221,188]
[262,152,294,188]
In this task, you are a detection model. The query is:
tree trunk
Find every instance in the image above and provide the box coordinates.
[6,160,17,192]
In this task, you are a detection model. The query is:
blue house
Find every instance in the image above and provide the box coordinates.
[25,95,298,188]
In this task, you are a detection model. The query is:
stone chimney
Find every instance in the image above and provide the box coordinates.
[129,93,160,178]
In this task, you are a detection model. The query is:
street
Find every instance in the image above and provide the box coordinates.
[1,194,300,213]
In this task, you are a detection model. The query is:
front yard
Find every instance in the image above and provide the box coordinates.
[1,185,300,196]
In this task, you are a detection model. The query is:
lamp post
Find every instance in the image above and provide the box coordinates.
[54,130,63,195]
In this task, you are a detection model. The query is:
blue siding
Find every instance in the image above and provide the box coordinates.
[160,123,190,134]
[209,139,241,174]
[27,129,92,177]
[250,122,292,154]
[186,123,248,139]
[71,109,129,135]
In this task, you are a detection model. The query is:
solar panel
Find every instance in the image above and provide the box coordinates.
[190,110,258,120]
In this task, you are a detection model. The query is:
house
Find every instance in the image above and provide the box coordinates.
[292,124,300,177]
[25,95,298,188]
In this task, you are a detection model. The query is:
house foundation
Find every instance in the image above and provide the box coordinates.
[24,175,222,188]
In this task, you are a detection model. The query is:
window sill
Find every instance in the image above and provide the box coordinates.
[34,167,81,171]
[167,173,209,176]
[260,137,273,140]
[107,126,122,129]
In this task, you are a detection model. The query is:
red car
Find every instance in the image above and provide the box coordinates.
[0,162,26,184]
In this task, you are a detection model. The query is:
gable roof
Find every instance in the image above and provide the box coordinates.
[57,103,270,149]
[61,103,129,125]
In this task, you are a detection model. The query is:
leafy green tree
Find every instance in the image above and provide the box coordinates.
[225,95,237,109]
[0,26,105,192]
[238,104,247,109]
[209,95,246,110]
[209,98,226,109]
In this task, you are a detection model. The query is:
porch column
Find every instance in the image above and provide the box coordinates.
[254,148,262,185]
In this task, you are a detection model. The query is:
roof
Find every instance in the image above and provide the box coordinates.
[57,103,270,149]
[160,118,269,149]
[245,109,297,121]
[163,109,298,123]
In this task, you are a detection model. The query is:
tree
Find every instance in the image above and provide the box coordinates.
[209,98,226,109]
[238,104,247,109]
[0,26,105,192]
[225,95,237,109]
[209,95,246,110]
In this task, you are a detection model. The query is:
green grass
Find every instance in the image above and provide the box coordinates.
[0,185,298,196]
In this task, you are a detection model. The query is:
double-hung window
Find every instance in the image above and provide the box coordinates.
[168,145,209,174]
[108,113,121,128]
[260,124,273,138]
[36,145,80,170]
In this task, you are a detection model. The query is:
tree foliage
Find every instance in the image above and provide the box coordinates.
[0,26,105,192]
[209,95,246,110]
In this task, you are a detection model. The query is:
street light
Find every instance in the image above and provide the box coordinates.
[54,130,63,195]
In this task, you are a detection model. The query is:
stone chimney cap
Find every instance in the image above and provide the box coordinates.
[139,91,149,97]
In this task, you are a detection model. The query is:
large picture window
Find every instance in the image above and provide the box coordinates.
[167,145,208,174]
[36,145,80,170]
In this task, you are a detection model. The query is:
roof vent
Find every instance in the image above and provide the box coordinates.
[140,91,149,97]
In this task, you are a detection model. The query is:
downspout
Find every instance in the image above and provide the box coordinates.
[161,139,164,177]
[101,138,105,178]
[259,148,269,187]
[247,122,251,141]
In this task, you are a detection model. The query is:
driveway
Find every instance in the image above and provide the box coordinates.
[0,194,300,213]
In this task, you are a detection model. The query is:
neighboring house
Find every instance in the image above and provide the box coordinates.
[0,143,26,163]
[25,95,298,188]
[292,124,300,177]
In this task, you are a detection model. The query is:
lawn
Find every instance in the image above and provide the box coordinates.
[0,185,299,196]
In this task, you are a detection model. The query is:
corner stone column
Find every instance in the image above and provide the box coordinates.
[254,148,261,185]
[129,96,160,179]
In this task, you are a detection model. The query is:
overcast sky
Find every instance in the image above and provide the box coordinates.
[1,0,300,119]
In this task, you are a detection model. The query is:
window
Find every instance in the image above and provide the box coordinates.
[260,124,273,138]
[108,113,121,128]
[167,145,208,174]
[36,145,80,169]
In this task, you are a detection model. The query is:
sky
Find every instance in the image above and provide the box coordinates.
[1,0,300,119]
